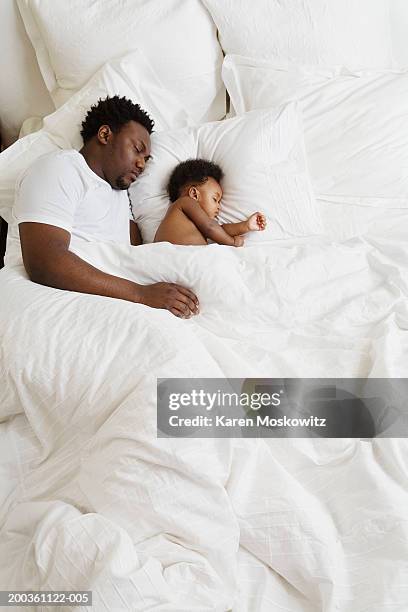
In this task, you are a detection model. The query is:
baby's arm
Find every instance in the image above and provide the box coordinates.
[223,212,267,237]
[179,197,242,246]
[222,220,249,237]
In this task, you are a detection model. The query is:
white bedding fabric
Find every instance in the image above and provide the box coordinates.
[223,56,408,206]
[130,105,323,244]
[16,0,225,125]
[3,3,408,605]
[202,0,393,69]
[1,210,408,609]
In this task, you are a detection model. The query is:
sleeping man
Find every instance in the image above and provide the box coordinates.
[154,159,266,246]
[15,95,199,318]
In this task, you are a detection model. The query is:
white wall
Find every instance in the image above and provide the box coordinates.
[0,0,53,147]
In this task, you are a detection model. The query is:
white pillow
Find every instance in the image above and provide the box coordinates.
[42,51,191,149]
[16,0,225,125]
[0,51,191,225]
[129,105,323,244]
[202,0,392,69]
[223,55,408,206]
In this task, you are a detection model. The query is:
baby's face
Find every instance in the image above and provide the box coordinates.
[197,178,223,219]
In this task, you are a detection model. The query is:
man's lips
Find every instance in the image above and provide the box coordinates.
[129,170,141,182]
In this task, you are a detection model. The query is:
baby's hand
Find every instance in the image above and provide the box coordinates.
[247,212,267,232]
[233,235,245,247]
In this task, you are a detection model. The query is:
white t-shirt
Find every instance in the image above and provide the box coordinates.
[13,149,131,250]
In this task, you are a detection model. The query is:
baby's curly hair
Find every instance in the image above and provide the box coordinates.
[80,95,154,143]
[167,158,224,202]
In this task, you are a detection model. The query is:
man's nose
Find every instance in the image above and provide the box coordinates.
[135,156,145,170]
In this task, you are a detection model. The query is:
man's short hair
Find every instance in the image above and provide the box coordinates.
[167,158,224,202]
[80,95,154,143]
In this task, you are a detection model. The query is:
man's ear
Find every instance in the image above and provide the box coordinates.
[188,186,200,201]
[97,125,112,145]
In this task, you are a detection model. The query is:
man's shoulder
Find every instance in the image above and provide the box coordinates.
[28,148,79,169]
[17,149,83,190]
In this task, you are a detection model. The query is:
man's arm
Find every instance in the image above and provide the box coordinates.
[179,197,241,246]
[19,223,199,318]
[130,220,143,246]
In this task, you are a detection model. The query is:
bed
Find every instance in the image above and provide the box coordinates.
[1,1,408,610]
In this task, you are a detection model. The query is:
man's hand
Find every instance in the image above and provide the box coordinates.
[233,236,245,247]
[246,212,267,232]
[136,283,199,318]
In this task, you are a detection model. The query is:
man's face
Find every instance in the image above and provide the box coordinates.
[102,120,152,190]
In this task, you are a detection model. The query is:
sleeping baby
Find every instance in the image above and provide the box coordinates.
[154,159,266,246]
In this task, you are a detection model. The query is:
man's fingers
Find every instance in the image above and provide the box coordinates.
[167,297,191,318]
[169,307,189,318]
[173,285,200,311]
[173,295,197,316]
[169,300,194,318]
[174,284,198,302]
[176,298,194,317]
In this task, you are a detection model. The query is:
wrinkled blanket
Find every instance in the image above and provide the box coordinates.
[1,216,408,610]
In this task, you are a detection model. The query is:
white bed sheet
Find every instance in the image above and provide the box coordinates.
[1,208,408,610]
[317,197,408,242]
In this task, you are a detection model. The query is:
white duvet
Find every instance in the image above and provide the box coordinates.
[1,210,408,611]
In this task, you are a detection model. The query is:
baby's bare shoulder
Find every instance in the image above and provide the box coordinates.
[173,196,196,210]
[167,200,188,218]
[164,201,191,226]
